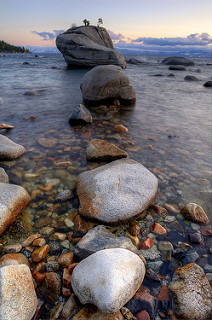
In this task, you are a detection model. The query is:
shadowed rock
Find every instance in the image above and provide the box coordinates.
[184,75,199,81]
[169,65,187,71]
[0,134,25,160]
[69,104,93,125]
[161,57,195,66]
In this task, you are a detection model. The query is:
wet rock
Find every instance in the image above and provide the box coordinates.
[114,124,128,133]
[49,301,63,320]
[86,139,128,162]
[0,253,30,268]
[140,238,154,249]
[77,158,158,224]
[203,80,212,87]
[63,268,72,288]
[0,183,30,236]
[184,75,199,81]
[71,248,145,314]
[23,91,38,96]
[23,61,30,65]
[140,245,161,261]
[38,137,58,147]
[74,225,138,260]
[150,222,167,236]
[164,203,180,213]
[2,243,22,253]
[38,272,61,302]
[72,305,124,320]
[181,203,209,224]
[62,293,78,318]
[31,244,50,262]
[69,104,93,125]
[170,263,212,320]
[22,233,41,247]
[161,56,195,66]
[157,241,173,260]
[80,65,136,105]
[168,65,187,71]
[136,310,150,320]
[0,123,14,130]
[188,232,203,244]
[0,264,37,320]
[120,307,134,319]
[149,205,167,217]
[49,241,61,255]
[181,248,199,265]
[0,134,25,160]
[0,168,9,183]
[58,252,74,268]
[126,58,145,65]
[33,237,46,246]
[128,221,140,236]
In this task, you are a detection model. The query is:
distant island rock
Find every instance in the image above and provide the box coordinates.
[0,40,30,53]
[161,56,195,66]
[56,26,126,68]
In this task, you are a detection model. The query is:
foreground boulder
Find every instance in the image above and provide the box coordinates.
[77,158,158,224]
[0,183,31,235]
[56,26,126,68]
[0,134,25,160]
[161,56,195,66]
[170,263,212,320]
[0,264,37,320]
[80,65,136,105]
[71,248,145,314]
[74,225,138,259]
[86,139,128,162]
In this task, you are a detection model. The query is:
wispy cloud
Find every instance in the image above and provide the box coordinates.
[32,30,65,41]
[107,30,125,41]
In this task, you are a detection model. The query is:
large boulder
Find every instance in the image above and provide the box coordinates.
[71,248,145,314]
[169,263,212,320]
[0,168,9,183]
[0,183,31,236]
[80,65,136,105]
[56,26,126,68]
[76,158,158,224]
[161,56,195,66]
[0,264,37,320]
[0,134,25,160]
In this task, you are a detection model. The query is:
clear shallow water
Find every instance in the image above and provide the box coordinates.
[0,53,211,233]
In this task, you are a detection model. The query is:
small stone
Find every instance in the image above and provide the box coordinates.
[140,238,154,249]
[140,245,161,261]
[49,241,61,255]
[69,104,93,124]
[41,227,54,235]
[58,252,74,268]
[31,244,50,262]
[49,302,63,320]
[63,268,72,288]
[33,238,46,246]
[64,218,74,228]
[181,203,209,224]
[61,240,70,249]
[38,137,58,148]
[2,243,22,253]
[169,65,187,71]
[128,221,140,236]
[136,310,150,320]
[56,190,73,202]
[62,293,78,318]
[150,222,167,236]
[114,124,128,133]
[126,232,140,248]
[53,232,66,241]
[62,287,72,297]
[72,305,124,320]
[33,271,46,284]
[188,232,203,244]
[149,205,167,216]
[164,203,180,213]
[120,307,134,319]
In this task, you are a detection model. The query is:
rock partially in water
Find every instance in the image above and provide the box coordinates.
[0,253,30,268]
[0,183,31,236]
[80,65,136,105]
[169,263,212,320]
[77,158,158,224]
[71,248,145,314]
[169,65,187,71]
[69,104,93,125]
[184,75,199,81]
[203,80,212,87]
[55,190,73,202]
[126,58,147,65]
[161,56,195,66]
[181,203,209,224]
[0,168,9,183]
[0,134,25,160]
[0,264,37,320]
[0,123,14,130]
[72,305,124,320]
[74,225,138,259]
[85,139,128,162]
[56,26,126,68]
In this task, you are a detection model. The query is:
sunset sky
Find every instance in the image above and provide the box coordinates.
[0,0,212,50]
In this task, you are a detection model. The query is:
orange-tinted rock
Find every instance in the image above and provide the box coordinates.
[128,221,140,236]
[136,310,151,320]
[62,287,72,297]
[149,205,167,216]
[181,203,209,224]
[33,271,46,284]
[33,261,46,273]
[33,238,46,246]
[63,268,72,288]
[74,215,88,234]
[2,243,22,253]
[151,222,167,236]
[157,285,170,301]
[0,123,14,130]
[53,232,66,241]
[200,226,212,236]
[72,305,124,320]
[22,233,41,247]
[86,139,127,162]
[31,244,50,262]
[140,238,154,249]
[38,272,61,302]
[68,262,79,274]
[114,124,128,133]
[58,252,74,268]
[0,253,30,268]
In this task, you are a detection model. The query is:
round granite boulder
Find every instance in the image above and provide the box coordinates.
[0,134,25,160]
[161,56,195,66]
[80,65,136,105]
[76,158,158,224]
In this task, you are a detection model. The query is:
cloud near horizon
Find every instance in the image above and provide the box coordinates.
[32,30,65,41]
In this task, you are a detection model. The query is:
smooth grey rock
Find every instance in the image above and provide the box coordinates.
[0,134,25,160]
[80,65,136,105]
[55,190,73,202]
[161,56,195,66]
[126,58,147,65]
[77,158,158,224]
[0,168,9,183]
[170,263,212,320]
[0,183,31,236]
[184,75,199,81]
[140,245,161,261]
[56,26,126,68]
[74,225,138,259]
[0,264,37,320]
[69,104,93,124]
[203,80,212,87]
[71,248,145,314]
[169,65,187,71]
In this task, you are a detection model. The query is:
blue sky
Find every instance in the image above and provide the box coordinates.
[0,0,212,50]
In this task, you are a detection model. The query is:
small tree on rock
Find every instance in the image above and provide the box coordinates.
[83,19,90,26]
[97,18,103,27]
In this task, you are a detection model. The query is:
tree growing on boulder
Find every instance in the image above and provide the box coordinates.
[97,18,103,27]
[83,19,90,26]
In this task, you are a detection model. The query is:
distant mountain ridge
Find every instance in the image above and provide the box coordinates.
[0,40,30,53]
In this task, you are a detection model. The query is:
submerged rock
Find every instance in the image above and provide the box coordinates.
[161,56,195,66]
[77,158,158,224]
[203,80,212,87]
[184,75,199,81]
[181,203,209,224]
[71,248,145,314]
[85,139,128,162]
[0,264,37,320]
[74,225,138,259]
[0,168,9,183]
[56,26,126,68]
[169,65,187,71]
[69,104,93,125]
[170,263,212,320]
[80,65,136,105]
[0,183,31,236]
[0,134,25,160]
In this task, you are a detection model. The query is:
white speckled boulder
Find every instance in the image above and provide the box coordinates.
[0,264,37,320]
[0,183,31,236]
[0,134,25,160]
[71,248,145,314]
[77,158,158,224]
